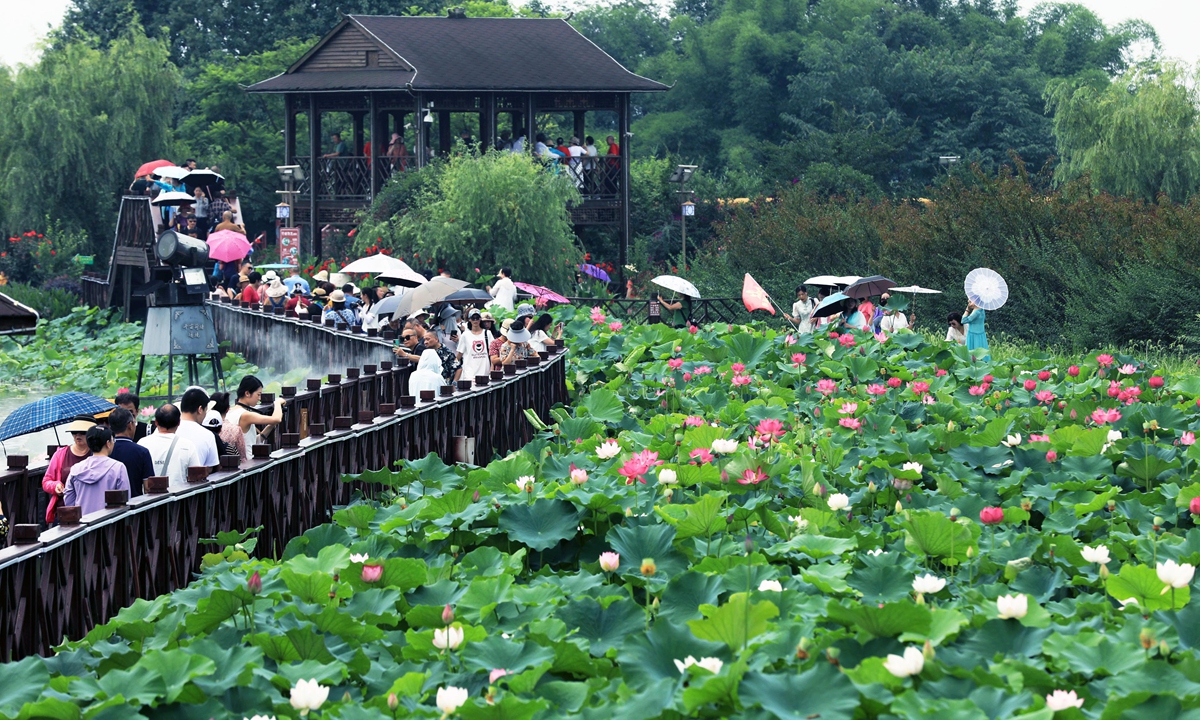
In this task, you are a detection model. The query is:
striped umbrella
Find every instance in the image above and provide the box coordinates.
[0,392,116,443]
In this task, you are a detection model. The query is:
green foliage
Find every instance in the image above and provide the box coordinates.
[1048,63,1200,203]
[0,283,80,322]
[358,151,582,288]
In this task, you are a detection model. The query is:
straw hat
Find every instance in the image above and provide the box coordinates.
[329,289,346,303]
[312,287,328,297]
[266,279,287,298]
[64,418,97,433]
[480,311,494,321]
[237,274,250,284]
[500,318,514,331]
[262,270,280,283]
[313,270,329,282]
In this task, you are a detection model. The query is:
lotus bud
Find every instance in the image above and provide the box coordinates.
[826,647,841,666]
[923,640,935,661]
[1020,499,1032,512]
[1160,640,1171,657]
[1141,628,1155,650]
[343,691,352,703]
[966,545,974,558]
[745,535,754,554]
[1107,499,1117,511]
[949,507,960,518]
[867,481,877,493]
[895,501,903,513]
[663,488,674,500]
[1099,564,1109,579]
[247,570,262,595]
[472,489,480,502]
[388,693,399,711]
[651,596,660,609]
[1154,516,1164,530]
[625,507,634,517]
[947,421,956,431]
[442,604,455,625]
[640,558,657,577]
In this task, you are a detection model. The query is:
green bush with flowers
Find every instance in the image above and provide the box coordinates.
[6,308,1200,718]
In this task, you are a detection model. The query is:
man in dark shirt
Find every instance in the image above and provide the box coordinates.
[115,391,149,440]
[107,408,154,497]
[424,331,460,382]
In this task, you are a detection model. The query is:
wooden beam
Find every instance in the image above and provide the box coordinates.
[369,92,378,199]
[309,93,321,257]
[619,93,630,284]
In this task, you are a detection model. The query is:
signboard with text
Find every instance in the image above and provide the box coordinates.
[279,227,300,264]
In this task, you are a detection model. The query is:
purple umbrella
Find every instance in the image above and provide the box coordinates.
[578,263,611,283]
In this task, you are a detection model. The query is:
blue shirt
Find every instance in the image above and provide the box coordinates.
[109,436,154,497]
[283,276,310,295]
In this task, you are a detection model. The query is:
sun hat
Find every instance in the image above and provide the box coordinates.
[516,303,535,319]
[329,289,346,303]
[313,270,329,282]
[262,270,280,283]
[237,274,250,284]
[480,311,494,321]
[500,318,515,331]
[312,287,328,297]
[412,307,430,318]
[506,326,532,343]
[201,409,223,429]
[266,280,287,298]
[64,418,97,433]
[467,309,482,319]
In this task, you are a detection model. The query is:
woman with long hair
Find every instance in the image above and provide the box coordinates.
[222,376,285,460]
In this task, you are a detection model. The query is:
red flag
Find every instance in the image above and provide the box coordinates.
[742,273,775,314]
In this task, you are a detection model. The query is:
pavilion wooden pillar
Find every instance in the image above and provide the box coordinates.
[438,111,452,154]
[573,111,586,142]
[618,92,630,283]
[526,94,537,148]
[284,93,295,165]
[481,93,494,152]
[309,93,321,258]
[369,93,379,198]
[415,93,427,169]
[352,112,366,155]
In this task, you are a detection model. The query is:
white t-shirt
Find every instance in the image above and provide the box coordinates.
[458,329,492,383]
[527,329,551,353]
[488,277,517,312]
[138,431,197,485]
[176,418,220,467]
[881,312,909,333]
[946,326,966,344]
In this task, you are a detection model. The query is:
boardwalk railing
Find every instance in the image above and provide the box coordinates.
[0,301,568,661]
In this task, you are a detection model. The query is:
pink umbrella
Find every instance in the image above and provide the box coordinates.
[515,282,570,305]
[206,230,251,262]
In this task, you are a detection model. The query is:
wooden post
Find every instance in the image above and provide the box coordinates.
[481,93,494,152]
[527,93,537,148]
[573,110,586,142]
[438,110,451,155]
[309,94,321,258]
[369,93,378,199]
[618,93,630,284]
[352,112,365,156]
[284,93,295,165]
[415,92,426,170]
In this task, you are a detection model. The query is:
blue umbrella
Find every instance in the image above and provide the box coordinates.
[0,392,116,443]
[253,263,298,270]
[578,263,611,283]
[811,292,850,319]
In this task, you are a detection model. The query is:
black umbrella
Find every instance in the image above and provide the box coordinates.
[444,288,492,303]
[844,275,895,299]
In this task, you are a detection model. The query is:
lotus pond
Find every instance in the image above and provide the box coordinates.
[6,309,1200,719]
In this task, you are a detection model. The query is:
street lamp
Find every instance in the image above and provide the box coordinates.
[669,164,697,272]
[276,165,305,229]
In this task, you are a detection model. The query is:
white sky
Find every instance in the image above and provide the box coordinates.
[1,0,1198,69]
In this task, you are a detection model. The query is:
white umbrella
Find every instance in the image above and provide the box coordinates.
[803,275,842,286]
[150,191,195,206]
[833,275,862,287]
[378,270,428,289]
[651,275,700,298]
[891,285,942,320]
[153,165,189,180]
[341,253,417,275]
[965,268,1008,310]
[376,278,468,319]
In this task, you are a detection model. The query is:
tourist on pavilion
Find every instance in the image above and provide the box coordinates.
[486,268,517,312]
[107,408,153,497]
[138,405,196,486]
[223,376,286,461]
[115,391,149,440]
[409,348,445,395]
[392,324,425,363]
[208,190,232,231]
[239,272,263,305]
[498,320,535,366]
[178,388,220,470]
[193,187,210,239]
[435,306,461,353]
[388,133,408,170]
[283,266,310,295]
[264,280,288,310]
[215,210,244,234]
[203,393,236,458]
[457,310,492,383]
[323,289,359,327]
[785,286,815,333]
[322,133,349,158]
[423,331,459,382]
[489,318,514,368]
[63,426,130,515]
[526,313,562,352]
[43,417,96,524]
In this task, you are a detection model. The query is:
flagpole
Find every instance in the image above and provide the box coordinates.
[769,296,799,331]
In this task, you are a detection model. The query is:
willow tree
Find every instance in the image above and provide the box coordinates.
[0,29,179,249]
[1047,64,1200,203]
[361,151,583,291]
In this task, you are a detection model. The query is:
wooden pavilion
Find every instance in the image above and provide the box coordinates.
[247,13,668,264]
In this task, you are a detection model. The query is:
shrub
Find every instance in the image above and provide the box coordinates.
[0,282,81,321]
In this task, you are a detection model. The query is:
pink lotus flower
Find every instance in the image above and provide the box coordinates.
[684,416,705,427]
[731,363,745,374]
[490,668,509,683]
[668,358,684,370]
[817,379,837,396]
[1067,365,1080,377]
[969,385,986,396]
[1150,376,1165,388]
[1096,354,1114,367]
[608,321,623,331]
[1091,408,1121,424]
[731,374,752,387]
[1038,371,1051,381]
[590,307,606,324]
[688,325,699,334]
[361,564,384,583]
[979,507,1004,525]
[682,372,692,382]
[598,551,620,572]
[1182,432,1195,446]
[867,384,887,395]
[689,447,714,464]
[785,334,795,345]
[756,418,785,439]
[117,387,130,394]
[887,377,902,388]
[569,464,588,485]
[738,467,768,485]
[839,402,858,415]
[694,365,712,375]
[910,381,930,395]
[1035,390,1056,404]
[1023,379,1037,391]
[936,369,947,377]
[792,353,806,365]
[839,417,862,430]
[1029,434,1050,442]
[838,334,856,347]
[922,395,936,405]
[828,331,840,339]
[1118,364,1136,375]
[618,449,663,485]
[1045,450,1058,463]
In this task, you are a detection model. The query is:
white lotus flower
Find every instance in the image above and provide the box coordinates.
[1107,429,1122,443]
[349,553,368,563]
[595,440,621,459]
[1080,545,1110,565]
[433,626,464,650]
[996,594,1028,619]
[827,493,851,512]
[289,679,329,714]
[674,656,723,674]
[658,468,678,485]
[436,686,469,714]
[867,548,884,556]
[1045,690,1084,711]
[711,438,738,454]
[1157,560,1196,589]
[912,574,946,595]
[244,716,277,720]
[1002,433,1022,447]
[901,461,923,474]
[883,646,924,678]
[788,515,809,532]
[758,579,784,592]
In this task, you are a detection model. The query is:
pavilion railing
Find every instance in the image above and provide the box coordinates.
[80,275,110,310]
[0,302,568,661]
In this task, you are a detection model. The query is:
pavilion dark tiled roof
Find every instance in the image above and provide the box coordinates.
[248,16,668,94]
